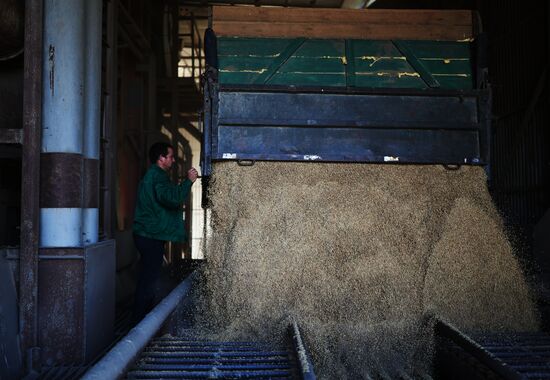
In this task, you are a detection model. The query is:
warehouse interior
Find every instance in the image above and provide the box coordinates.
[0,0,549,379]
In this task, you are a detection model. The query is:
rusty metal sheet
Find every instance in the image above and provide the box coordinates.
[19,0,44,370]
[38,248,85,365]
[40,153,83,208]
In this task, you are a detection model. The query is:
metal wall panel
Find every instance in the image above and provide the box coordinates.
[84,240,116,362]
[0,252,22,379]
[481,2,549,242]
[37,240,116,365]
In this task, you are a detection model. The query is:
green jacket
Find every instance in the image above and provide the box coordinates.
[133,164,193,242]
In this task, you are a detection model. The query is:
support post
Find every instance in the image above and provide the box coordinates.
[20,0,43,371]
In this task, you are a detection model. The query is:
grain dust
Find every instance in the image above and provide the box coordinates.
[193,162,538,378]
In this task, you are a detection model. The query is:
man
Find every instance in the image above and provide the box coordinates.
[132,142,198,323]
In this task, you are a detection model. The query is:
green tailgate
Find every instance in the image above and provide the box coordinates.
[218,37,473,90]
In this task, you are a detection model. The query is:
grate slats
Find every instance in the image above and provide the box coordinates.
[470,331,550,379]
[126,336,299,379]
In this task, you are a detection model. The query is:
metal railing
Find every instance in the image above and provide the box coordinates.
[81,272,197,380]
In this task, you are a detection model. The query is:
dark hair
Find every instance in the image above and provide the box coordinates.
[149,142,174,164]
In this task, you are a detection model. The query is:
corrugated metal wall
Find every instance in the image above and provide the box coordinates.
[481,2,549,246]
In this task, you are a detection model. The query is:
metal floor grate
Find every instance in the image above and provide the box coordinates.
[470,332,550,379]
[126,337,299,379]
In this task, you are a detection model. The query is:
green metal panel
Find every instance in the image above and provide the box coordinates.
[403,40,473,89]
[269,72,346,86]
[218,37,474,89]
[393,40,440,88]
[421,59,472,74]
[431,75,473,90]
[345,40,356,88]
[254,38,306,84]
[351,40,402,55]
[355,72,426,88]
[354,57,414,73]
[219,56,273,71]
[401,40,472,59]
[279,57,345,73]
[218,37,293,56]
[293,39,345,56]
[219,72,263,84]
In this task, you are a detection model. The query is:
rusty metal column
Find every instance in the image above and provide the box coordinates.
[41,0,86,247]
[19,0,43,370]
[82,0,102,244]
[170,2,180,173]
[170,2,180,263]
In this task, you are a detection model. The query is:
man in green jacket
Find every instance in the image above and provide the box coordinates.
[132,142,198,323]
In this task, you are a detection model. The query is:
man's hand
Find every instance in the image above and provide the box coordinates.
[188,167,199,182]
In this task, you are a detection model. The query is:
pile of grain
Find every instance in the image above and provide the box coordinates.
[195,162,538,378]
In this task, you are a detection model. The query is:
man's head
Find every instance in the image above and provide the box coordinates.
[149,142,175,171]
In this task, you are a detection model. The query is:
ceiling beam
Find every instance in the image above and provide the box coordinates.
[179,120,202,141]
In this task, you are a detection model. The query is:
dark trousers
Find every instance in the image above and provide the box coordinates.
[132,233,165,323]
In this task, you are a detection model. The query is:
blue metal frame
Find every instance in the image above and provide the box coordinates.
[201,78,491,177]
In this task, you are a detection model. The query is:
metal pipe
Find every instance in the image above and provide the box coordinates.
[42,0,85,154]
[81,271,196,380]
[83,0,101,167]
[82,0,102,245]
[41,0,86,247]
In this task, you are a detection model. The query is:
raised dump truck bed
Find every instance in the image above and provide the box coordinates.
[205,85,490,170]
[201,6,490,177]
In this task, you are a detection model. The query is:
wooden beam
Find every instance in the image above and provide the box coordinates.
[179,122,202,142]
[213,6,472,25]
[212,6,473,41]
[0,129,23,144]
[213,21,472,40]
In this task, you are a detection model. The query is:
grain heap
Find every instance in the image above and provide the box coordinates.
[196,162,539,378]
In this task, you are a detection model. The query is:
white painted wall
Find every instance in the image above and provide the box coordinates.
[179,127,205,259]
